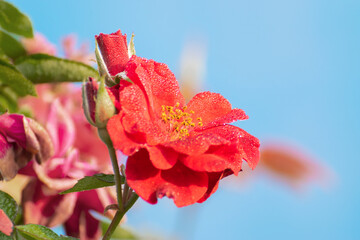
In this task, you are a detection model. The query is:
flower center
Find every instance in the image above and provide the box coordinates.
[161,102,203,140]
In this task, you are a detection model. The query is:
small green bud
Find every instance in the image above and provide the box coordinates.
[82,77,116,129]
[95,78,116,128]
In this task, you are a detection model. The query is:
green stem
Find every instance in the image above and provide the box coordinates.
[108,142,123,211]
[98,128,123,210]
[125,192,139,211]
[98,128,139,240]
[102,193,139,240]
[122,182,129,207]
[102,210,125,240]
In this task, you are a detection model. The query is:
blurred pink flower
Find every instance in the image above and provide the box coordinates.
[62,34,94,65]
[20,83,110,170]
[0,209,13,236]
[22,32,94,66]
[19,85,116,239]
[0,113,53,181]
[22,150,116,239]
[21,33,57,55]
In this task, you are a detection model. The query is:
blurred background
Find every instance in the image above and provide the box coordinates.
[8,0,359,239]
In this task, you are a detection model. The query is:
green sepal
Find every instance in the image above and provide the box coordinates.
[95,42,113,86]
[128,33,136,58]
[95,77,116,128]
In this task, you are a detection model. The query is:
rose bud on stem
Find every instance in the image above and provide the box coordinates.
[82,76,138,240]
[82,30,140,240]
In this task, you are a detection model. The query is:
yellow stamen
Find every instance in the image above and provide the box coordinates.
[160,103,203,140]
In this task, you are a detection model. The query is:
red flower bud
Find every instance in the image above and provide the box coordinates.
[95,30,129,76]
[82,77,98,125]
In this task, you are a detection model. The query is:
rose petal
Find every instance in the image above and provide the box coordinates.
[118,83,152,135]
[0,114,26,148]
[147,145,178,170]
[46,99,75,158]
[200,108,248,130]
[64,190,104,239]
[27,118,54,163]
[197,172,223,203]
[108,83,167,150]
[95,188,117,219]
[125,56,185,116]
[0,136,18,181]
[126,149,208,207]
[206,125,260,170]
[107,114,144,155]
[33,151,78,191]
[22,179,77,227]
[186,92,233,126]
[165,127,231,156]
[182,154,230,173]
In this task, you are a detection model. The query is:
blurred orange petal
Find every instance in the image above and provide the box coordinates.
[259,141,334,190]
[179,38,207,102]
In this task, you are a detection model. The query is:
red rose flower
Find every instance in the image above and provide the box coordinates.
[97,30,260,207]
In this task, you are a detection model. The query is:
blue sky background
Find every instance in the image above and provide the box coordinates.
[9,0,360,239]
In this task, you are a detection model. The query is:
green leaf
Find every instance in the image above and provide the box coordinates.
[93,173,119,183]
[0,86,18,112]
[15,224,79,240]
[60,173,123,195]
[0,190,18,221]
[0,48,11,62]
[0,95,15,112]
[15,54,99,84]
[0,59,36,96]
[0,0,33,37]
[101,222,138,240]
[0,103,6,114]
[0,232,12,240]
[0,30,26,60]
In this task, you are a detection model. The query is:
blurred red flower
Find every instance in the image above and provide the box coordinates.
[97,30,260,207]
